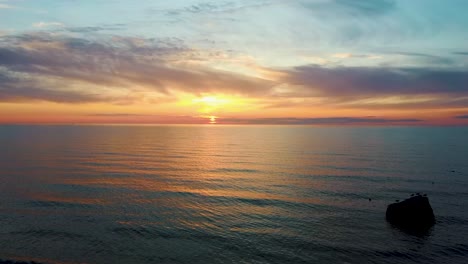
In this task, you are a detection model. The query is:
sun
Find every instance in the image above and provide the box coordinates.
[176,93,256,117]
[192,96,229,107]
[209,116,217,124]
[191,96,230,114]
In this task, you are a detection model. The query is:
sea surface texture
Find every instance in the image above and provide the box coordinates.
[0,125,467,264]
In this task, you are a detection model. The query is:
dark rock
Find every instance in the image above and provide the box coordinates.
[386,194,435,234]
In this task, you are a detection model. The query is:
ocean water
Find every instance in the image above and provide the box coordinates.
[0,125,467,264]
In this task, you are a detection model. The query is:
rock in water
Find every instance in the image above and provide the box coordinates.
[386,194,435,233]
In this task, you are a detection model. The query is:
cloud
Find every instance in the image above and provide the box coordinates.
[0,3,13,9]
[281,65,468,97]
[455,115,468,119]
[64,24,126,33]
[83,114,210,124]
[0,30,10,36]
[295,0,431,46]
[86,113,179,118]
[268,64,468,109]
[300,0,396,16]
[0,33,273,103]
[332,53,353,59]
[32,22,64,28]
[1,31,467,110]
[334,0,396,15]
[331,53,381,60]
[391,51,455,66]
[0,70,111,103]
[161,0,273,16]
[218,117,422,125]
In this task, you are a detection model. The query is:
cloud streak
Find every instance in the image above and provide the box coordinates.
[161,0,273,15]
[33,22,64,28]
[63,24,126,33]
[300,0,396,16]
[0,70,115,103]
[219,117,422,125]
[281,65,468,97]
[1,28,468,116]
[0,33,273,103]
[0,3,12,9]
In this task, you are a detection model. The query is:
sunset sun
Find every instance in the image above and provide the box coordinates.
[192,96,229,108]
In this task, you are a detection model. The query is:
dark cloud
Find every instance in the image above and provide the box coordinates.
[282,65,468,97]
[219,117,422,125]
[455,115,468,119]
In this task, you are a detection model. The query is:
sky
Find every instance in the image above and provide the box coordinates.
[1,0,468,125]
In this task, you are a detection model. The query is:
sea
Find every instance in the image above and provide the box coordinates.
[0,125,467,264]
